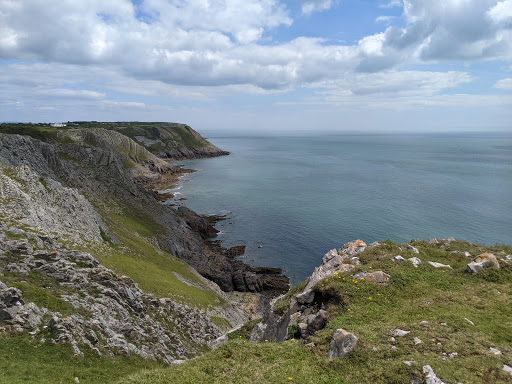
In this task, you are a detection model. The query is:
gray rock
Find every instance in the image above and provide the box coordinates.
[428,238,439,244]
[329,329,358,358]
[407,244,420,254]
[428,261,452,269]
[408,257,422,268]
[2,240,33,255]
[393,255,405,261]
[503,364,512,377]
[304,243,361,290]
[209,335,227,350]
[392,329,410,337]
[466,253,500,273]
[0,287,24,307]
[422,365,445,384]
[489,347,502,355]
[350,257,361,265]
[353,271,391,285]
[305,309,328,335]
[295,289,315,305]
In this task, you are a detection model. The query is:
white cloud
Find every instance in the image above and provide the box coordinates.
[0,0,511,128]
[487,0,512,25]
[380,0,402,8]
[301,0,335,15]
[494,78,512,89]
[375,16,396,25]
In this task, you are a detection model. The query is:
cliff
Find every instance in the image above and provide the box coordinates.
[0,127,287,295]
[69,121,230,159]
[0,125,286,379]
[124,239,512,384]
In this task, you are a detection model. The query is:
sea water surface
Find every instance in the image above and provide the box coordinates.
[168,133,512,284]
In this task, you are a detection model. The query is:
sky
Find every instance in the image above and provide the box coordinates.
[1,0,512,133]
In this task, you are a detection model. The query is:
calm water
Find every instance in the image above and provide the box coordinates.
[167,133,512,284]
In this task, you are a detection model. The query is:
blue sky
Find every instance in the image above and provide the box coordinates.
[0,0,511,132]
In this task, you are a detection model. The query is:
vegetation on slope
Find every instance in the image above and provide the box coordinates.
[90,205,224,307]
[0,335,165,384]
[122,240,512,384]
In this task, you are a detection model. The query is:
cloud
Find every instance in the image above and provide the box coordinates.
[375,16,396,25]
[487,0,512,25]
[0,0,510,111]
[380,0,402,8]
[494,78,512,89]
[300,0,335,15]
[310,70,474,98]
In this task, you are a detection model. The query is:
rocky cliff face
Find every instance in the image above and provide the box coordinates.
[0,224,223,363]
[113,123,229,159]
[0,131,287,294]
[0,129,257,363]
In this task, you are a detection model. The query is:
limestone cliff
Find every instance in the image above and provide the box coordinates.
[65,122,229,159]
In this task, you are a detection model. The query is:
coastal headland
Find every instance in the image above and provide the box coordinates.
[0,122,511,383]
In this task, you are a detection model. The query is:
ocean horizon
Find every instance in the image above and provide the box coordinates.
[167,132,512,284]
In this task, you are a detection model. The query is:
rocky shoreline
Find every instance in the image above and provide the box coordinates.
[138,160,290,297]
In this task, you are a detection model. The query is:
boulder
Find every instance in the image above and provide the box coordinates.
[339,240,367,256]
[305,309,328,335]
[392,328,410,337]
[328,329,358,358]
[304,247,355,291]
[422,365,445,384]
[353,271,390,285]
[295,289,315,305]
[407,244,420,254]
[428,261,452,270]
[466,253,500,274]
[408,257,422,268]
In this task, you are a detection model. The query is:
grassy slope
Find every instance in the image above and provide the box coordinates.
[122,240,512,384]
[0,336,164,384]
[91,205,224,307]
[0,162,225,382]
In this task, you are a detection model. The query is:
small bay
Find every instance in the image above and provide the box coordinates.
[170,132,512,284]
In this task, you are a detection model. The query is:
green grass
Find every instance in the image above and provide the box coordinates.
[87,206,224,308]
[120,339,347,384]
[0,335,165,384]
[227,319,261,340]
[211,317,232,331]
[124,240,512,384]
[0,271,85,316]
[8,281,77,315]
[3,230,27,240]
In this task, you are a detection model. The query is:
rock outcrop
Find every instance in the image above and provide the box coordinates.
[114,123,230,159]
[466,253,500,273]
[329,329,358,358]
[0,228,224,363]
[304,240,367,291]
[0,132,288,295]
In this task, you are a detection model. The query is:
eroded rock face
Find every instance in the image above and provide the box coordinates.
[0,234,225,364]
[304,240,366,291]
[329,329,358,358]
[0,133,286,296]
[466,253,500,273]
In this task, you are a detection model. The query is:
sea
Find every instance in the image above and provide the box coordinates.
[165,132,512,284]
